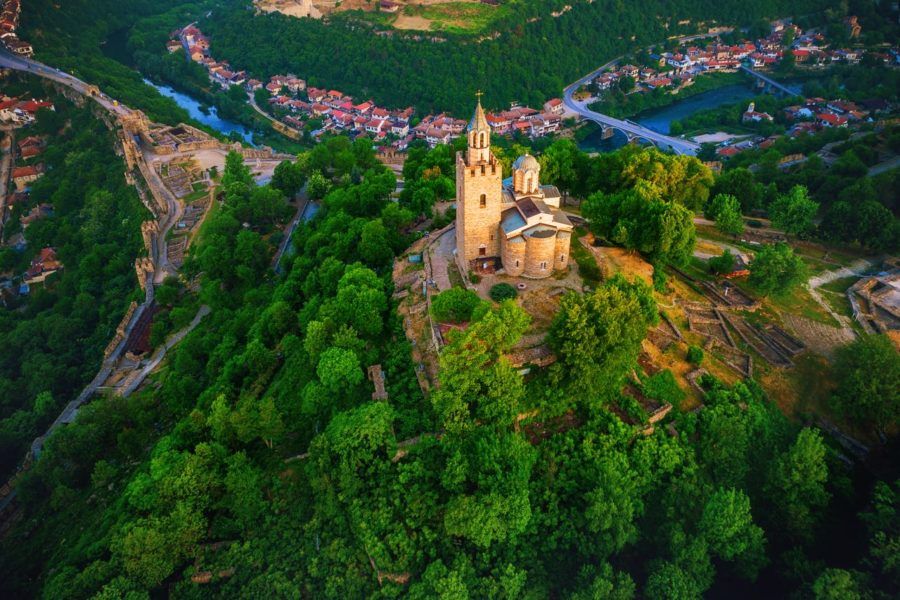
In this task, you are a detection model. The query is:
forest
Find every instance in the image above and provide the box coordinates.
[198,0,835,116]
[0,134,897,598]
[703,126,900,252]
[0,81,150,480]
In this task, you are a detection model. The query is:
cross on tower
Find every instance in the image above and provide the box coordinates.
[475,90,483,101]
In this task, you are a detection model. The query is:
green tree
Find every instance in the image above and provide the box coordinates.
[811,569,868,600]
[431,288,483,323]
[432,301,529,431]
[711,167,764,212]
[539,139,583,202]
[307,170,330,200]
[766,428,830,540]
[769,186,819,238]
[699,488,766,577]
[549,275,657,403]
[317,347,364,391]
[748,243,807,296]
[584,181,696,266]
[709,249,735,275]
[645,562,702,600]
[271,160,305,198]
[831,335,900,432]
[707,194,744,236]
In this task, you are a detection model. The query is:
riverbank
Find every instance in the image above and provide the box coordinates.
[144,80,254,143]
[588,70,749,120]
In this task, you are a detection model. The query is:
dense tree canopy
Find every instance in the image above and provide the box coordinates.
[831,334,900,433]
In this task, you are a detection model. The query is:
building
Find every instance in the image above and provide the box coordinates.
[742,102,774,123]
[455,98,572,279]
[12,165,40,187]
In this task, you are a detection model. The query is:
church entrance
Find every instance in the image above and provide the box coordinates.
[470,257,499,275]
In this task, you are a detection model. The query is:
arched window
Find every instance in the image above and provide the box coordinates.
[479,194,486,208]
[560,254,566,262]
[515,259,520,267]
[479,132,486,147]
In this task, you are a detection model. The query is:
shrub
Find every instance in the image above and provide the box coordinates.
[708,250,735,275]
[652,265,668,293]
[575,253,602,282]
[641,370,686,409]
[469,272,481,284]
[431,288,482,323]
[687,345,704,365]
[489,283,518,302]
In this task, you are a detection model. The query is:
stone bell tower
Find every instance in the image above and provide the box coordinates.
[455,93,502,272]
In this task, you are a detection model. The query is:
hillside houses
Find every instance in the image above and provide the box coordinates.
[0,0,31,57]
[590,21,892,101]
[0,96,55,125]
[23,247,61,285]
[168,23,571,150]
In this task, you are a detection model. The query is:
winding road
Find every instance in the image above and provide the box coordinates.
[0,48,199,462]
[560,29,748,156]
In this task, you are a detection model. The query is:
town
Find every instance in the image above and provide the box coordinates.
[0,1,897,598]
[172,23,565,150]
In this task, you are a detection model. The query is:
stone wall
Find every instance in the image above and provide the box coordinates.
[103,301,138,358]
[134,257,155,292]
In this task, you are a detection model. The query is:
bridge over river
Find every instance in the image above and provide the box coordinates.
[563,60,702,156]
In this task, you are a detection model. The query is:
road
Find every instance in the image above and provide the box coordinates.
[0,48,190,456]
[247,92,303,140]
[868,155,900,177]
[273,187,312,274]
[0,130,12,240]
[560,30,735,156]
[0,49,131,118]
[0,47,183,281]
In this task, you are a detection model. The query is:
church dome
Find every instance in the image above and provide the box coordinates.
[513,154,540,172]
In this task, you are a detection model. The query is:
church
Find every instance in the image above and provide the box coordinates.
[455,97,573,279]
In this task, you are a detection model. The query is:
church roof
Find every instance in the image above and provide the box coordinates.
[468,98,490,133]
[513,154,540,171]
[501,207,527,234]
[540,184,561,198]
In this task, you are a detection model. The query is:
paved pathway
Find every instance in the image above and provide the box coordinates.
[428,226,456,292]
[273,185,313,274]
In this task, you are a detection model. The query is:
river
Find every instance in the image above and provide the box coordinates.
[143,80,255,144]
[579,83,791,152]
